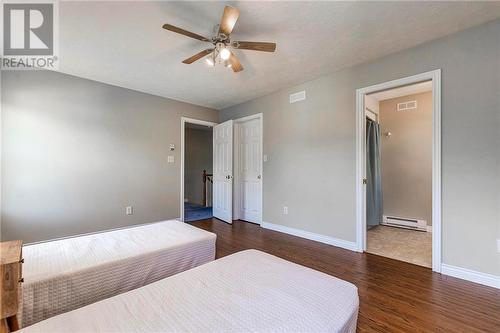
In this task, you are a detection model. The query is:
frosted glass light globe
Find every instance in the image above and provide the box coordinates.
[220,48,231,60]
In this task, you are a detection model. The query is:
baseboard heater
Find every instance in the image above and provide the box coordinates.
[381,215,427,232]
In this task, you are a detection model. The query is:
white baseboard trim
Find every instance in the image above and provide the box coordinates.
[261,222,358,252]
[441,264,500,289]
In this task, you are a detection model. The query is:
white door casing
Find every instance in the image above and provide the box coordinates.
[355,69,441,273]
[213,120,233,223]
[236,118,262,223]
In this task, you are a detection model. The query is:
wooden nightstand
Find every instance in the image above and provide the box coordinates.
[1,240,23,333]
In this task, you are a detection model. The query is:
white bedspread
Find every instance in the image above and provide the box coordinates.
[20,249,359,333]
[21,220,216,328]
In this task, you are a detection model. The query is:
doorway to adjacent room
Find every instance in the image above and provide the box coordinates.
[356,70,442,272]
[181,118,216,222]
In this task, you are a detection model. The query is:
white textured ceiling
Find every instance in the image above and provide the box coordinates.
[369,81,432,101]
[58,1,500,109]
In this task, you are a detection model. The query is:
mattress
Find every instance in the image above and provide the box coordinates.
[19,249,359,333]
[20,220,216,328]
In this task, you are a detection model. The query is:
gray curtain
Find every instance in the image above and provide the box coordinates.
[366,118,383,229]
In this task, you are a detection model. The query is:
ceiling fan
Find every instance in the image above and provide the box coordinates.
[162,5,276,73]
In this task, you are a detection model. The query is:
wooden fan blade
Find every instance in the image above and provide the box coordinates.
[218,6,239,36]
[182,49,214,64]
[232,41,276,52]
[163,24,210,42]
[228,51,243,73]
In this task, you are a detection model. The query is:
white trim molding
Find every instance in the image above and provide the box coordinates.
[441,264,500,289]
[262,222,358,252]
[180,117,217,222]
[355,69,442,273]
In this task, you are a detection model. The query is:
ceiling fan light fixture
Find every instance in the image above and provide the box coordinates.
[205,58,215,66]
[163,5,276,73]
[220,47,231,60]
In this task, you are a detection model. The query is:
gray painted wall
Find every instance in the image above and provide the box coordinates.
[184,127,212,205]
[220,20,500,276]
[380,92,432,226]
[1,70,217,243]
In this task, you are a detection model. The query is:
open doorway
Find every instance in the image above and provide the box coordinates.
[356,70,442,272]
[180,114,263,225]
[365,82,432,267]
[181,118,216,222]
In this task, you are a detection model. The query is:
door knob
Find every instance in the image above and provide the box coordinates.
[257,175,261,179]
[226,175,232,179]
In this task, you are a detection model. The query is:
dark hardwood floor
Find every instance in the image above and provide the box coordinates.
[189,218,500,333]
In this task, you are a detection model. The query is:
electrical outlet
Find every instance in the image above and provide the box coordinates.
[283,206,288,215]
[126,206,133,215]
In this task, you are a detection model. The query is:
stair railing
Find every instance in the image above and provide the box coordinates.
[202,170,213,207]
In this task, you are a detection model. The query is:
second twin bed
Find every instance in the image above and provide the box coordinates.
[19,249,359,333]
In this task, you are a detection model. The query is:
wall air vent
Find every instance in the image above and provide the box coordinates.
[397,100,417,111]
[289,90,306,104]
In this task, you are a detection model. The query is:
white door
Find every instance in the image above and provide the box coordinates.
[213,120,233,223]
[236,118,262,224]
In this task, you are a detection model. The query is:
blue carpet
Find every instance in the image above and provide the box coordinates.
[184,203,213,222]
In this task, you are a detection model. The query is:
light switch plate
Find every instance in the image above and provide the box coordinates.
[126,206,133,215]
[167,156,175,163]
[263,154,268,162]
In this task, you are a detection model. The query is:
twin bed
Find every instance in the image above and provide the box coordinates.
[19,220,359,332]
[21,220,216,327]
